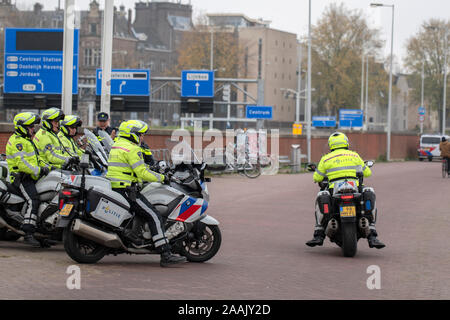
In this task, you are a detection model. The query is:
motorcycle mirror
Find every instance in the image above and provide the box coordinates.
[307,163,317,172]
[366,160,374,168]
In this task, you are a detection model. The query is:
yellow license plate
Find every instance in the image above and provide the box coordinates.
[60,204,74,216]
[340,206,356,217]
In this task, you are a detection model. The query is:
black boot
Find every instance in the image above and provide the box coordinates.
[306,229,325,247]
[368,231,385,249]
[160,245,187,267]
[23,233,41,248]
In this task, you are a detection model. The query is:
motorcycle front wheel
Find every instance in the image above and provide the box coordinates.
[179,224,221,263]
[63,226,107,264]
[341,222,357,257]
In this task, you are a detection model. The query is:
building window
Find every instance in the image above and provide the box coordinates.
[93,49,101,66]
[275,40,278,46]
[274,73,277,79]
[90,23,97,35]
[84,48,92,66]
[274,88,277,95]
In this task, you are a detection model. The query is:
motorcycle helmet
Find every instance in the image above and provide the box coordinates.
[41,107,65,131]
[60,115,83,137]
[328,132,349,151]
[14,112,41,137]
[118,120,148,144]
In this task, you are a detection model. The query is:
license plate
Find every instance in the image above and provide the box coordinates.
[340,205,356,217]
[60,204,74,216]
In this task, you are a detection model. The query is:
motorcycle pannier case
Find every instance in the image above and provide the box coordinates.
[86,186,132,228]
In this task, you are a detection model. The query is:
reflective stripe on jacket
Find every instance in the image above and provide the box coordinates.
[34,128,71,168]
[106,137,164,188]
[6,134,48,181]
[313,148,371,188]
[58,132,84,157]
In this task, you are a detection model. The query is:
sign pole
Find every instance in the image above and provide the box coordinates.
[61,0,74,114]
[100,0,114,114]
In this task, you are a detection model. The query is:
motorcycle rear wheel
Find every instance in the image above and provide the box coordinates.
[341,223,357,257]
[179,224,221,263]
[63,227,107,264]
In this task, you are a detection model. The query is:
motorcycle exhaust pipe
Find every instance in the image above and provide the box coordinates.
[71,219,126,250]
[325,218,338,238]
[359,217,370,238]
[0,216,25,236]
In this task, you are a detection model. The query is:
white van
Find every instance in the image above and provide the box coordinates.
[418,134,450,161]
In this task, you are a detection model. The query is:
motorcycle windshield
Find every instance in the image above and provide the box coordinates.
[97,130,114,154]
[84,129,109,168]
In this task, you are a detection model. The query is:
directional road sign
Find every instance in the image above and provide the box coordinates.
[418,106,426,115]
[246,106,273,119]
[3,28,79,94]
[312,116,336,128]
[96,69,150,96]
[339,109,363,128]
[181,70,214,98]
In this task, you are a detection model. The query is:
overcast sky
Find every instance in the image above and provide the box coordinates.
[17,0,450,68]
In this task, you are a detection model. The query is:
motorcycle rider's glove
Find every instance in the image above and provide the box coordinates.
[40,167,50,177]
[163,174,171,185]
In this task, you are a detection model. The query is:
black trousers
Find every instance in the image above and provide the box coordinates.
[19,176,40,233]
[445,157,450,173]
[113,188,169,249]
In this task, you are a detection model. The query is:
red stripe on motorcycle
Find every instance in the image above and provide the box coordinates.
[176,205,201,222]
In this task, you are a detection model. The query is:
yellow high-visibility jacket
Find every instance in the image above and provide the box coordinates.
[106,137,164,189]
[313,148,371,188]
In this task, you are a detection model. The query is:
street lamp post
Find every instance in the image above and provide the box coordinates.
[443,27,448,135]
[371,3,394,161]
[307,0,312,163]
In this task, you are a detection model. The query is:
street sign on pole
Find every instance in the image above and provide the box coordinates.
[293,123,303,135]
[181,70,215,98]
[96,69,150,96]
[3,28,79,95]
[418,106,426,115]
[339,109,363,129]
[246,106,273,119]
[312,116,336,128]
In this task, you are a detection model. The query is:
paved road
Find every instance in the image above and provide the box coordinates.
[0,161,449,299]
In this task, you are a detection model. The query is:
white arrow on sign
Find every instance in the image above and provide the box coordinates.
[119,81,126,93]
[195,82,200,95]
[37,79,44,91]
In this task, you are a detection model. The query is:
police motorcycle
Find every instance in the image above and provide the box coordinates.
[57,143,221,264]
[0,131,109,244]
[307,160,376,257]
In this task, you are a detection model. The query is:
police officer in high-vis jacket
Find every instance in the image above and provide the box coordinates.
[58,115,84,158]
[6,112,53,247]
[106,120,186,267]
[34,108,78,169]
[306,132,385,249]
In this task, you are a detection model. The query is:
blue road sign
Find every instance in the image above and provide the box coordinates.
[181,70,214,98]
[339,109,363,128]
[96,69,150,96]
[418,106,426,115]
[312,116,336,128]
[246,106,273,119]
[3,28,79,95]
